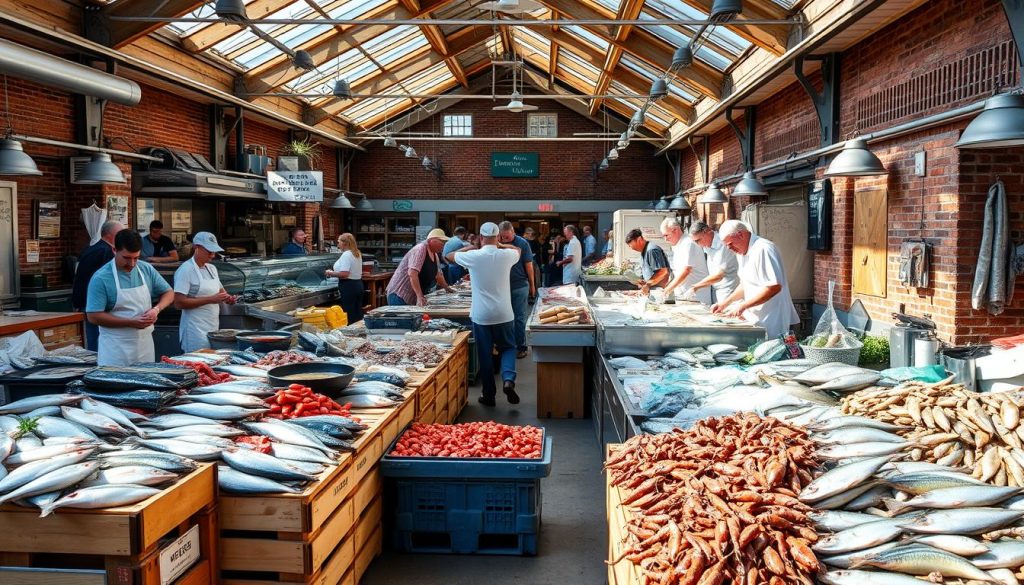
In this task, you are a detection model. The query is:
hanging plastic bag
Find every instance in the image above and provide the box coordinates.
[805,280,859,348]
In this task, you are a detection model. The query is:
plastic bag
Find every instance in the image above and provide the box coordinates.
[880,364,947,383]
[608,356,649,369]
[641,381,698,417]
[805,280,859,349]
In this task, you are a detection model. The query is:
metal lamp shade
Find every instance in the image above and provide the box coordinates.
[355,197,374,212]
[710,0,742,20]
[215,0,248,21]
[404,147,418,158]
[631,111,645,127]
[607,148,619,160]
[617,131,629,149]
[733,171,767,196]
[655,198,669,210]
[333,79,352,99]
[669,192,690,211]
[697,183,728,204]
[671,46,693,70]
[955,94,1024,148]
[825,138,887,177]
[329,194,353,209]
[383,136,397,148]
[293,50,316,71]
[77,153,126,184]
[599,158,610,171]
[650,78,669,100]
[0,139,41,176]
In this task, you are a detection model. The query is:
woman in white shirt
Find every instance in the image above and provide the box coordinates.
[326,233,364,323]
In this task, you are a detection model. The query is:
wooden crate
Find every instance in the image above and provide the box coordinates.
[536,362,585,418]
[606,445,642,585]
[0,464,217,585]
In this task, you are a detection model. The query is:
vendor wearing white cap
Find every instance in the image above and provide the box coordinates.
[386,228,453,306]
[711,220,798,339]
[173,232,236,352]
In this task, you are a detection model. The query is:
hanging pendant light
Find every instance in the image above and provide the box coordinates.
[355,196,374,212]
[383,135,396,148]
[670,46,693,71]
[77,152,126,184]
[824,138,887,177]
[732,171,768,197]
[955,93,1024,148]
[404,146,418,158]
[655,198,669,210]
[293,50,316,71]
[697,183,728,204]
[422,155,432,168]
[607,148,619,160]
[329,193,353,209]
[617,132,629,149]
[650,78,669,101]
[0,138,41,176]
[630,111,645,127]
[599,158,609,171]
[669,191,690,212]
[332,79,352,99]
[710,0,742,21]
[215,0,248,21]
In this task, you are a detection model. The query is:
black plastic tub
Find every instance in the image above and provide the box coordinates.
[235,331,293,352]
[266,362,355,396]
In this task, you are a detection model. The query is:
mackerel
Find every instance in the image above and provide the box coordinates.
[171,435,235,449]
[100,451,197,473]
[167,403,268,421]
[81,466,179,487]
[0,461,99,504]
[904,534,990,557]
[844,484,892,511]
[812,519,906,555]
[820,543,900,569]
[218,466,302,494]
[0,394,83,414]
[810,510,889,532]
[971,541,1024,569]
[222,448,317,482]
[143,414,221,429]
[189,380,272,396]
[5,442,100,466]
[145,425,244,439]
[820,569,953,585]
[817,441,914,460]
[80,398,147,436]
[240,421,332,454]
[270,443,339,465]
[799,455,892,503]
[23,406,61,418]
[0,448,95,494]
[883,485,1021,515]
[33,416,98,440]
[812,427,907,445]
[902,508,1024,535]
[287,415,367,431]
[41,485,160,517]
[133,439,222,461]
[851,544,998,581]
[883,472,989,495]
[60,407,127,436]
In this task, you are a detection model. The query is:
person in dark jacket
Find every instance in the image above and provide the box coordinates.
[546,234,564,287]
[280,229,308,255]
[72,220,123,351]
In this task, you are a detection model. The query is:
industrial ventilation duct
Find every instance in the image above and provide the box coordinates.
[0,38,142,106]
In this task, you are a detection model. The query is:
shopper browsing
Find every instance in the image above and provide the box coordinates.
[326,233,364,323]
[558,225,583,285]
[447,222,522,406]
[581,225,599,264]
[387,229,453,306]
[498,221,536,359]
[442,226,469,283]
[173,232,235,352]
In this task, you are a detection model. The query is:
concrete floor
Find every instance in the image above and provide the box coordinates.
[362,356,607,585]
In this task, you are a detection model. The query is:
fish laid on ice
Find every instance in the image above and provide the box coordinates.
[811,372,882,393]
[792,362,875,386]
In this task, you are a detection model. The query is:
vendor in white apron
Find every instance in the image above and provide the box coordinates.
[711,220,798,339]
[173,232,235,352]
[659,217,712,305]
[686,220,739,304]
[86,230,174,366]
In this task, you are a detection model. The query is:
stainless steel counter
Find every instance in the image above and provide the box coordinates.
[220,286,340,329]
[594,352,643,445]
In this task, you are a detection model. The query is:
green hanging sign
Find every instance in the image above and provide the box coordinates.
[491,152,539,177]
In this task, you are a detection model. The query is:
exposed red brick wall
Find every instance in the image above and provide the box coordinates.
[350,99,666,200]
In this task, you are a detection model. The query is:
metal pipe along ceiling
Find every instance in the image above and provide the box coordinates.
[0,38,142,106]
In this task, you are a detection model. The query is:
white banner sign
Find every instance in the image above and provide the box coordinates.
[267,170,324,202]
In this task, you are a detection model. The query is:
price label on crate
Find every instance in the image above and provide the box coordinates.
[159,524,200,585]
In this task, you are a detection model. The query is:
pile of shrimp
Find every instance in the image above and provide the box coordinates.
[606,412,821,585]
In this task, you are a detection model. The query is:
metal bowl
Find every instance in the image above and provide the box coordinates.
[235,331,294,352]
[267,362,355,397]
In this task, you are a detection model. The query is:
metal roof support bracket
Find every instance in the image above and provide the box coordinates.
[794,53,841,147]
[688,134,711,185]
[725,106,756,170]
[75,94,105,149]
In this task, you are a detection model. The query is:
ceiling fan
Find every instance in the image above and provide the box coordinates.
[478,0,544,14]
[493,62,538,113]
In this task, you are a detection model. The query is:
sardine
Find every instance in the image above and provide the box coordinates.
[33,416,98,440]
[222,448,317,482]
[845,484,892,511]
[822,542,901,569]
[182,392,268,408]
[0,394,83,414]
[100,451,197,473]
[276,459,325,476]
[884,485,1022,515]
[80,398,147,437]
[337,386,405,400]
[81,465,179,487]
[282,419,353,439]
[971,541,1024,569]
[792,363,875,385]
[0,461,99,504]
[799,455,893,503]
[351,372,406,387]
[133,438,222,461]
[0,434,13,463]
[817,442,914,460]
[24,491,60,510]
[809,416,911,433]
[172,435,235,449]
[852,544,998,581]
[167,403,268,421]
[145,425,244,439]
[812,519,906,554]
[59,406,127,436]
[0,448,95,494]
[217,465,302,494]
[14,435,42,452]
[287,415,367,431]
[820,569,951,585]
[884,461,972,475]
[903,508,1024,535]
[883,472,989,495]
[904,534,989,557]
[40,484,160,517]
[240,421,332,453]
[341,394,401,408]
[0,415,20,433]
[143,414,221,429]
[810,510,890,532]
[813,427,908,445]
[270,443,339,465]
[810,372,882,393]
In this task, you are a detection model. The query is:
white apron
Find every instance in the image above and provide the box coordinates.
[736,235,799,340]
[98,262,155,366]
[179,259,221,352]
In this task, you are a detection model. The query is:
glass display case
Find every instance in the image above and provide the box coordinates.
[213,254,337,295]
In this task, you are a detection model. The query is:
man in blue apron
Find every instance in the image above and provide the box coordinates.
[173,232,236,352]
[86,230,174,366]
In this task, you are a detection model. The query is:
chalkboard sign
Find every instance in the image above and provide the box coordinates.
[807,179,832,251]
[491,152,539,177]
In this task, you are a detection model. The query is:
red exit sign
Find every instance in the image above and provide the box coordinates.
[538,203,554,212]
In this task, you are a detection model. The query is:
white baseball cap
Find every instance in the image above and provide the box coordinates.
[479,222,499,237]
[192,232,224,253]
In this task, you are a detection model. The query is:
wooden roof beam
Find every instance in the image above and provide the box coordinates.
[590,0,646,115]
[179,0,294,52]
[400,0,469,88]
[361,59,492,131]
[100,0,205,48]
[676,0,789,55]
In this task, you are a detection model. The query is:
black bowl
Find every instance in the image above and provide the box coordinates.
[236,331,294,352]
[267,362,355,397]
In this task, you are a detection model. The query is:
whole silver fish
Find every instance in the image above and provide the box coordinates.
[144,414,221,429]
[813,427,908,445]
[60,406,127,436]
[217,465,302,494]
[810,481,882,510]
[133,438,222,461]
[971,541,1024,569]
[884,461,972,475]
[817,442,914,460]
[341,394,401,408]
[883,472,988,495]
[821,542,900,569]
[190,380,272,396]
[100,451,197,473]
[0,415,21,433]
[810,372,882,392]
[0,461,99,504]
[146,425,244,439]
[5,442,99,466]
[812,519,907,554]
[792,362,874,385]
[240,421,332,454]
[277,459,326,476]
[852,543,998,581]
[81,465,179,487]
[799,455,892,503]
[23,406,61,418]
[172,435,236,449]
[80,398,147,437]
[905,535,990,557]
[270,443,338,465]
[33,416,98,440]
[990,568,1020,585]
[183,392,267,408]
[212,365,268,378]
[810,510,889,532]
[0,448,95,494]
[809,416,910,433]
[820,569,949,585]
[0,394,83,414]
[222,448,317,482]
[845,485,892,511]
[41,484,160,517]
[0,434,13,463]
[25,490,60,510]
[168,403,268,421]
[884,485,1021,515]
[903,508,1024,535]
[337,386,404,400]
[14,435,42,452]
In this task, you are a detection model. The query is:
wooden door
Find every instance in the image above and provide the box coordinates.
[853,187,888,297]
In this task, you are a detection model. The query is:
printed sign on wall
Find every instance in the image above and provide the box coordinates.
[267,170,324,202]
[491,153,539,178]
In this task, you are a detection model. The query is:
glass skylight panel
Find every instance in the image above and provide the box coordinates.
[645,0,750,55]
[515,27,550,52]
[166,2,218,36]
[374,30,429,68]
[592,0,622,12]
[564,26,607,50]
[328,0,390,19]
[559,48,601,78]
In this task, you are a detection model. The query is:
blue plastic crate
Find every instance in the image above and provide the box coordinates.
[393,478,542,555]
[381,436,553,480]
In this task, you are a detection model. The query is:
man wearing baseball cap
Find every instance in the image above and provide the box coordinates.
[172,232,236,352]
[386,228,453,306]
[446,222,522,406]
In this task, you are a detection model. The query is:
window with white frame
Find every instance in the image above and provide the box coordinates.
[442,114,472,136]
[527,113,558,137]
